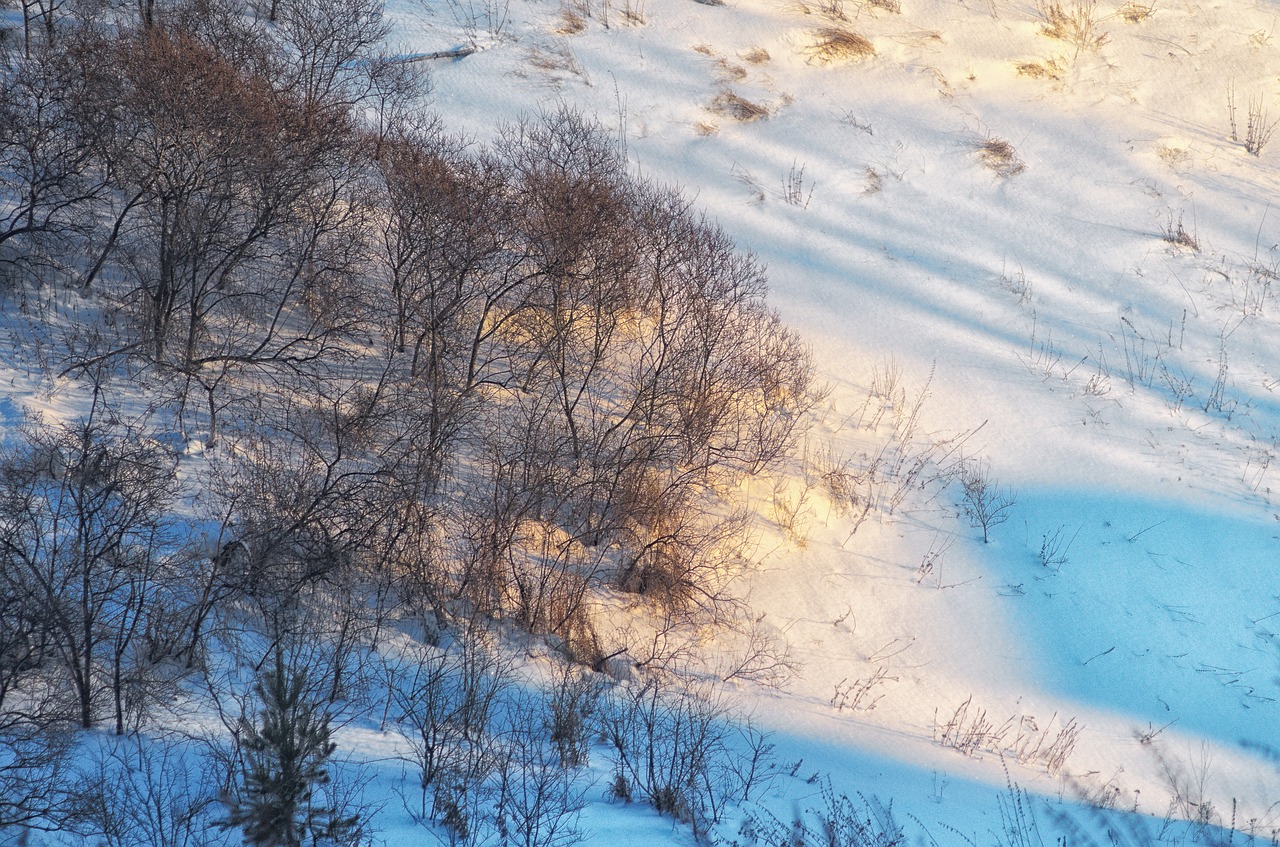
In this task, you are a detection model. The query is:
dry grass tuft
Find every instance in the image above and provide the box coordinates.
[711,91,770,121]
[716,59,748,81]
[1037,0,1109,52]
[730,162,766,203]
[528,45,566,71]
[694,120,719,136]
[863,166,884,195]
[895,29,943,47]
[741,46,771,64]
[556,7,587,33]
[869,0,900,12]
[813,0,847,20]
[526,40,590,82]
[620,0,645,24]
[976,136,1025,176]
[692,42,715,56]
[1119,0,1154,21]
[1155,142,1188,168]
[806,26,875,62]
[1014,56,1064,79]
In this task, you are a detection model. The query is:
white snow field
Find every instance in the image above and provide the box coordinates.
[369,0,1280,841]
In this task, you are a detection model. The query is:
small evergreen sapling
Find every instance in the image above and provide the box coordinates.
[220,651,360,846]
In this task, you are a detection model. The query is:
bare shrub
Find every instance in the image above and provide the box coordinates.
[718,614,800,687]
[206,391,401,608]
[390,633,514,825]
[543,664,605,768]
[614,500,751,615]
[77,735,230,847]
[1037,525,1079,570]
[730,722,777,803]
[1161,210,1200,251]
[1228,83,1279,156]
[831,666,897,712]
[0,32,113,283]
[0,398,183,733]
[494,699,590,847]
[475,109,818,623]
[601,677,755,840]
[805,26,875,63]
[959,461,1016,543]
[739,778,903,847]
[0,714,77,831]
[52,6,391,449]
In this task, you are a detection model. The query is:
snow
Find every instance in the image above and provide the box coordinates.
[372,0,1280,838]
[6,0,1280,841]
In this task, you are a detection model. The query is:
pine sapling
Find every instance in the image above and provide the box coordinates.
[220,651,359,847]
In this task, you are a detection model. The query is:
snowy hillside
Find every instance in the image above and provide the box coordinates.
[2,0,1279,843]
[386,0,1280,837]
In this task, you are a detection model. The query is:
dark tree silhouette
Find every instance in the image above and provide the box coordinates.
[221,651,359,847]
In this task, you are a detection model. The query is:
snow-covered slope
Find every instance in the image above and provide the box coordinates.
[3,0,1278,842]
[380,0,1280,839]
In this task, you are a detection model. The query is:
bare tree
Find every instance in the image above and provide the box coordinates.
[0,718,77,832]
[0,31,114,279]
[61,7,397,447]
[0,390,180,732]
[272,0,391,107]
[368,123,517,493]
[457,109,817,623]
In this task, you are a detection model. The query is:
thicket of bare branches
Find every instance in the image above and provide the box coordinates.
[0,0,817,838]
